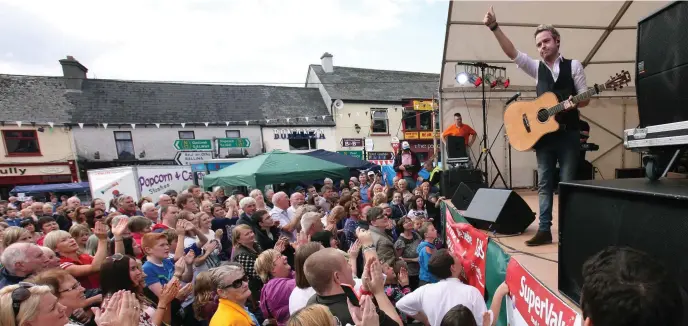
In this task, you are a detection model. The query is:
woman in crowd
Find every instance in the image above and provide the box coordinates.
[255,249,295,326]
[69,224,92,254]
[394,217,421,290]
[208,263,260,326]
[249,190,268,211]
[407,196,428,220]
[288,242,323,314]
[192,212,222,275]
[0,283,70,326]
[192,271,218,325]
[43,222,110,292]
[2,226,32,247]
[28,268,102,326]
[231,224,264,315]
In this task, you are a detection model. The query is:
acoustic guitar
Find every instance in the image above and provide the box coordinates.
[504,71,631,151]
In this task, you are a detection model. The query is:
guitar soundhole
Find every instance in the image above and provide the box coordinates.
[537,109,549,123]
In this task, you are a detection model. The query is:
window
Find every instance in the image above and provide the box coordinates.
[225,130,241,138]
[2,130,41,156]
[178,131,195,139]
[114,131,135,160]
[419,111,432,131]
[371,109,389,134]
[289,132,317,151]
[402,111,417,131]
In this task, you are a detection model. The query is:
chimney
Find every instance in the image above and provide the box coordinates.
[320,52,333,73]
[59,55,88,90]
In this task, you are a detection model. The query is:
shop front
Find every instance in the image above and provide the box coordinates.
[261,127,337,152]
[0,161,79,199]
[402,131,440,163]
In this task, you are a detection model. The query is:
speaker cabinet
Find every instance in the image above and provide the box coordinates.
[451,182,475,210]
[463,189,535,235]
[636,1,688,127]
[440,168,485,199]
[558,178,688,306]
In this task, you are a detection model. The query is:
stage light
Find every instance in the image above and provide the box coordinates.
[456,72,468,84]
[468,74,482,87]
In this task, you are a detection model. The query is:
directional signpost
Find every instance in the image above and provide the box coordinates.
[175,151,213,165]
[340,138,364,147]
[338,150,364,160]
[173,139,212,151]
[218,138,251,148]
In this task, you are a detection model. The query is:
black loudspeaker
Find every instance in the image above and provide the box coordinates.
[451,182,474,210]
[463,189,535,235]
[558,178,688,306]
[636,1,688,127]
[447,136,467,159]
[440,168,485,199]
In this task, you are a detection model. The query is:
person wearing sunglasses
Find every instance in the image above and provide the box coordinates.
[0,282,69,326]
[208,263,259,326]
[28,268,102,326]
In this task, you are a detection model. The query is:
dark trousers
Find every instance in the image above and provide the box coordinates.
[535,130,579,232]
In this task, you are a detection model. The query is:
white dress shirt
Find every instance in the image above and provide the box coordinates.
[396,278,487,326]
[513,51,588,95]
[270,206,294,240]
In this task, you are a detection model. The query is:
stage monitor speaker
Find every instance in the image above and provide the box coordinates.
[451,182,475,210]
[636,1,688,127]
[440,168,485,199]
[463,189,534,235]
[447,136,467,159]
[558,178,688,306]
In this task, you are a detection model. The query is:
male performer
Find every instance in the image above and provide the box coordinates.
[484,6,589,246]
[442,113,477,147]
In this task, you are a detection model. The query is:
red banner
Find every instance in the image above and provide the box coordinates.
[505,258,580,326]
[445,207,488,295]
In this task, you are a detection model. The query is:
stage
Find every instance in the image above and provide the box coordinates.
[451,190,581,312]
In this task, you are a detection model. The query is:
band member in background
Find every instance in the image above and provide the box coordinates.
[441,113,477,148]
[579,119,590,161]
[484,6,589,246]
[394,141,421,191]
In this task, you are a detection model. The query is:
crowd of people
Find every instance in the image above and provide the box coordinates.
[0,170,683,326]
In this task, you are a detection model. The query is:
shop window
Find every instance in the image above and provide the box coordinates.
[178,131,195,139]
[371,109,389,134]
[2,130,41,156]
[419,111,432,131]
[402,111,417,131]
[289,132,317,151]
[114,131,135,160]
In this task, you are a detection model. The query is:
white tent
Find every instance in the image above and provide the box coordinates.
[439,1,669,188]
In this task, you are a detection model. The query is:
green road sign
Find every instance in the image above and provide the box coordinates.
[173,139,212,151]
[218,138,251,148]
[338,150,363,160]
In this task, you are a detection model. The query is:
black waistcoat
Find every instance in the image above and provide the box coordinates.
[536,58,579,129]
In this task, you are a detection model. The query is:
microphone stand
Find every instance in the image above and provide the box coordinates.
[456,61,509,188]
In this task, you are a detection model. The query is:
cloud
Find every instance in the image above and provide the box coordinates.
[0,0,424,83]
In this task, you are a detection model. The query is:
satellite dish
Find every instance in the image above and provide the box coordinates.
[333,99,344,110]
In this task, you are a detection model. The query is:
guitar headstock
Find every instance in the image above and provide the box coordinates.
[605,70,632,91]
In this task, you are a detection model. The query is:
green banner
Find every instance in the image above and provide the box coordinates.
[441,202,510,326]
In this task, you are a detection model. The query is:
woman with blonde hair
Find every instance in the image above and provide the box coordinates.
[230,224,263,314]
[43,222,110,292]
[0,283,69,326]
[28,268,102,325]
[68,224,91,254]
[254,249,295,326]
[2,226,32,247]
[287,304,337,326]
[249,189,267,211]
[192,271,218,323]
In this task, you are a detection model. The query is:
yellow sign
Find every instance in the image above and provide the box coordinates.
[419,131,434,139]
[413,100,433,111]
[404,132,419,140]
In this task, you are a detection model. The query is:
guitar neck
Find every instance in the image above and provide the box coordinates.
[548,84,604,115]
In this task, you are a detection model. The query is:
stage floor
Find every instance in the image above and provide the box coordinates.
[453,190,581,312]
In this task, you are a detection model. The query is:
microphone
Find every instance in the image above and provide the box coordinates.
[505,92,521,105]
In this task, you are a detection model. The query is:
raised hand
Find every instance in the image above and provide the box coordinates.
[174,255,187,276]
[348,239,361,257]
[92,290,121,326]
[175,220,187,234]
[111,218,128,238]
[399,267,409,287]
[119,291,141,326]
[159,279,181,306]
[94,221,109,240]
[215,229,224,240]
[183,250,195,265]
[202,241,218,254]
[274,239,286,253]
[175,283,193,300]
[365,258,385,295]
[483,6,497,27]
[350,295,379,326]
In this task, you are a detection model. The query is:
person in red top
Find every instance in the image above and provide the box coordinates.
[442,113,477,147]
[43,221,112,291]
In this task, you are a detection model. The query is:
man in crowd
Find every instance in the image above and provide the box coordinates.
[394,141,421,192]
[304,248,402,326]
[396,249,487,326]
[0,243,49,287]
[270,191,300,240]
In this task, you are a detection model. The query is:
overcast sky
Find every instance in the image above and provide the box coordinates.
[0,0,447,85]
